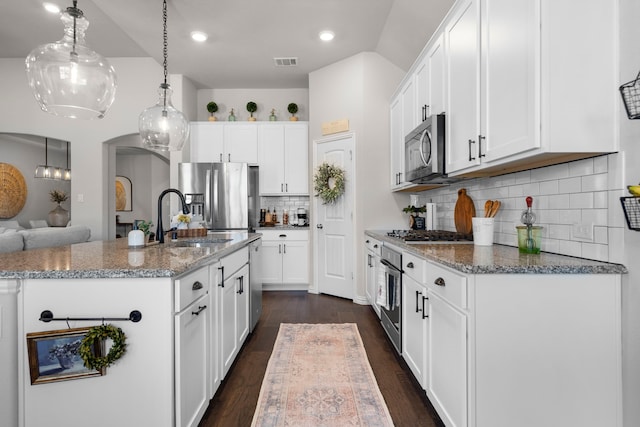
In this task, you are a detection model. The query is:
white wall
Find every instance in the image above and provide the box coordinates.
[0,134,70,227]
[309,52,407,299]
[196,88,309,122]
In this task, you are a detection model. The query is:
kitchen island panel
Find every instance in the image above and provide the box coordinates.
[19,277,174,427]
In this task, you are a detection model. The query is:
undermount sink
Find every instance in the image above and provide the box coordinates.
[172,238,233,248]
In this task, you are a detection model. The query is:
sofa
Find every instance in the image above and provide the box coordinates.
[0,221,91,253]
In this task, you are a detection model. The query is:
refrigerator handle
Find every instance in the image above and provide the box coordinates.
[205,169,212,226]
[213,168,219,223]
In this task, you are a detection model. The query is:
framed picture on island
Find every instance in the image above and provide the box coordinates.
[26,327,105,385]
[115,175,132,212]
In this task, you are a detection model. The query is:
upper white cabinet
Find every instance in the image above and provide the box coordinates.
[445,0,617,176]
[258,123,309,195]
[190,122,258,164]
[390,80,418,191]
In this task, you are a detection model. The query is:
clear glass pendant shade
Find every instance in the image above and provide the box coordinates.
[139,84,189,151]
[25,7,117,119]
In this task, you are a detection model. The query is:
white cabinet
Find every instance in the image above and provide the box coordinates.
[258,123,309,195]
[208,261,221,398]
[401,252,429,389]
[174,266,211,427]
[364,237,382,318]
[390,79,418,191]
[445,0,617,176]
[259,229,309,289]
[415,33,446,122]
[190,122,258,164]
[218,248,250,378]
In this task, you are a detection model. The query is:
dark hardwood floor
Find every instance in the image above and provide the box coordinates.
[199,291,444,427]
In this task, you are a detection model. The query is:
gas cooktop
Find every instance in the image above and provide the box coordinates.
[387,229,473,243]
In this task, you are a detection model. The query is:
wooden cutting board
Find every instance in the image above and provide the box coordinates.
[454,188,475,234]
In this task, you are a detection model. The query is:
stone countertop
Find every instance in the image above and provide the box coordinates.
[255,225,309,231]
[366,230,627,275]
[0,231,261,280]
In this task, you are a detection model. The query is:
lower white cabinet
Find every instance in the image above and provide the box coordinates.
[402,273,428,388]
[174,266,211,427]
[208,262,221,398]
[218,248,250,378]
[364,238,382,318]
[259,229,309,290]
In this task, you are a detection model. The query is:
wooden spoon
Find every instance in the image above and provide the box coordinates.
[484,200,493,218]
[489,200,501,217]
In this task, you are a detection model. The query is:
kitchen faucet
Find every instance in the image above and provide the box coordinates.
[156,188,190,243]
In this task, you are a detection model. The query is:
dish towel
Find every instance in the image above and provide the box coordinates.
[376,269,389,310]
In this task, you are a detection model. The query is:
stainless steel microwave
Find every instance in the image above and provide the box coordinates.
[404,114,454,184]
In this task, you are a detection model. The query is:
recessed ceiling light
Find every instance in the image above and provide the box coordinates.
[190,31,208,42]
[43,2,61,14]
[319,31,335,42]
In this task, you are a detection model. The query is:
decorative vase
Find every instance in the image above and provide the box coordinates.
[228,113,236,121]
[177,222,188,230]
[269,114,276,121]
[48,204,69,227]
[57,355,74,369]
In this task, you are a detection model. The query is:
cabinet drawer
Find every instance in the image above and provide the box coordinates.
[175,266,209,312]
[403,251,426,284]
[221,247,249,279]
[259,229,309,241]
[365,237,382,256]
[425,262,467,309]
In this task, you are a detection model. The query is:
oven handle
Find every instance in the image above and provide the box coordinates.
[380,258,402,273]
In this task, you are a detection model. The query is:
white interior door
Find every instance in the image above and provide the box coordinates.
[313,133,354,300]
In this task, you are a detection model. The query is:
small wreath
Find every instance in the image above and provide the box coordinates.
[79,324,127,370]
[314,162,345,204]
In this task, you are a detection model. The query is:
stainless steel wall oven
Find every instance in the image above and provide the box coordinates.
[379,245,402,354]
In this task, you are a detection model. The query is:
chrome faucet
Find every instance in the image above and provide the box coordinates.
[156,189,190,243]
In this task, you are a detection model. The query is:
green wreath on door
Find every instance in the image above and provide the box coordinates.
[314,162,345,204]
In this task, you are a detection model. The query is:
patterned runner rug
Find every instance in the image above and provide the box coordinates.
[251,323,394,427]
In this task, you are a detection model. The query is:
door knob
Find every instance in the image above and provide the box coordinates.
[317,224,323,229]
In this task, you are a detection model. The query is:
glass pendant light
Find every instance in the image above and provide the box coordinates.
[25,1,117,119]
[63,141,71,181]
[35,138,54,179]
[138,0,189,152]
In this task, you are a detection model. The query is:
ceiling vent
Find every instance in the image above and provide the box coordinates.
[274,57,298,67]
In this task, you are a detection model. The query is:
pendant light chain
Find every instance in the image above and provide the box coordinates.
[163,0,168,87]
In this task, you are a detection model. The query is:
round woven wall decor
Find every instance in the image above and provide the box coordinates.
[0,163,28,218]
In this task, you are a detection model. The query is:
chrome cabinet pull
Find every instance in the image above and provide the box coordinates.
[237,275,244,294]
[192,281,203,291]
[192,305,207,316]
[434,277,445,287]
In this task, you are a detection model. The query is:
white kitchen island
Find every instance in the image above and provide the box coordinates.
[0,232,260,427]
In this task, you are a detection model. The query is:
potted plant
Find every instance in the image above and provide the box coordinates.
[206,101,218,121]
[246,101,257,121]
[402,204,426,230]
[48,189,69,227]
[176,213,191,230]
[287,103,299,121]
[136,220,153,243]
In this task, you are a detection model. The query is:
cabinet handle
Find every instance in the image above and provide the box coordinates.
[192,305,207,316]
[373,244,378,248]
[368,254,372,267]
[468,139,476,161]
[278,244,282,254]
[479,135,486,158]
[366,239,370,244]
[218,266,225,287]
[422,295,429,319]
[398,172,403,183]
[192,281,203,291]
[219,153,222,162]
[283,243,286,254]
[415,290,422,313]
[406,262,414,269]
[434,277,445,287]
[237,275,244,294]
[227,153,231,162]
[279,234,287,238]
[281,183,284,192]
[285,183,288,192]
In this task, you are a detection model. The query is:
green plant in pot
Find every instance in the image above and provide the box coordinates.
[136,220,154,241]
[403,205,426,229]
[246,101,257,121]
[206,101,218,121]
[287,102,299,121]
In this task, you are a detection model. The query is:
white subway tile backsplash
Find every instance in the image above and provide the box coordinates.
[416,154,621,260]
[558,177,582,193]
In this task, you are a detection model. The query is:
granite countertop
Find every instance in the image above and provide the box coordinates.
[0,231,261,280]
[255,225,309,230]
[366,230,627,275]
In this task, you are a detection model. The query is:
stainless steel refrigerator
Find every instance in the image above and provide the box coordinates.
[178,162,259,231]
